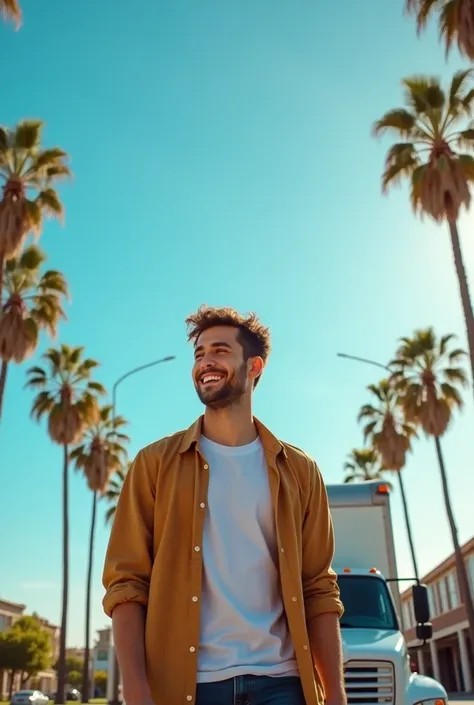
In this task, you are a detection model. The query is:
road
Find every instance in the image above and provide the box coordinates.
[449,698,474,704]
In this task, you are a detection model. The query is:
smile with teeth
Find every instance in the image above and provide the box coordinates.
[201,373,225,385]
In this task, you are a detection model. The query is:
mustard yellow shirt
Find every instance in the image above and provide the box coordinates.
[102,417,343,705]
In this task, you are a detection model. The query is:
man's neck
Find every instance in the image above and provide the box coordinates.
[201,404,257,447]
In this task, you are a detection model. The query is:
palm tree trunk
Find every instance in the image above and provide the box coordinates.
[0,360,8,422]
[56,444,70,705]
[434,436,474,650]
[448,220,474,395]
[9,671,16,700]
[396,472,419,580]
[0,250,5,424]
[82,490,97,704]
[0,250,4,306]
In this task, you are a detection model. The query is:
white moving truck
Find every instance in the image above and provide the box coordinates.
[327,480,447,705]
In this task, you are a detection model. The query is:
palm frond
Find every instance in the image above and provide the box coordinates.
[104,504,117,525]
[33,148,69,170]
[87,380,107,394]
[382,147,419,191]
[0,0,22,28]
[18,245,45,270]
[372,109,416,138]
[407,0,474,61]
[14,121,42,150]
[35,188,64,220]
[30,391,55,420]
[449,69,474,115]
[403,75,445,114]
[405,0,436,32]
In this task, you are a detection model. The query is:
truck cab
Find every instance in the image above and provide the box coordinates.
[327,481,448,705]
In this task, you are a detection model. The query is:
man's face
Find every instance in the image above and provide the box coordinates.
[192,326,254,409]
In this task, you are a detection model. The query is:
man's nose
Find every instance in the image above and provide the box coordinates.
[199,355,215,370]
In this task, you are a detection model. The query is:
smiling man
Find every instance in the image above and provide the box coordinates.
[102,305,345,705]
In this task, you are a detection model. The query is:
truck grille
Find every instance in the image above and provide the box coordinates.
[344,661,395,705]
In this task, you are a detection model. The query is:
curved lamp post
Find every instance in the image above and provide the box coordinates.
[337,350,420,581]
[336,351,390,373]
[112,355,176,420]
[108,353,175,705]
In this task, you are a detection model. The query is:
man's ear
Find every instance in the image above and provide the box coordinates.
[249,356,264,383]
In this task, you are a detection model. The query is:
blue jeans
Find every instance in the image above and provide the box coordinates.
[195,675,306,705]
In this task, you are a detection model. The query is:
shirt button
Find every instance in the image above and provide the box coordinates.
[194,546,200,552]
[292,596,297,602]
[192,596,198,602]
[186,697,193,702]
[190,646,196,652]
[303,645,308,650]
[200,502,206,508]
[280,547,284,553]
[203,464,209,470]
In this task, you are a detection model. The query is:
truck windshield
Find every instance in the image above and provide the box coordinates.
[338,575,398,630]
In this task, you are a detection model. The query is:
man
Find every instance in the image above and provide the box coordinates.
[102,305,345,705]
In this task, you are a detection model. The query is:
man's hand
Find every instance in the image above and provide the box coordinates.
[123,686,154,705]
[324,680,347,705]
[307,612,345,704]
[113,604,151,705]
[326,696,347,705]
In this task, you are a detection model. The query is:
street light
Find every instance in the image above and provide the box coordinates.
[108,353,175,705]
[112,355,176,420]
[337,349,420,581]
[336,351,390,372]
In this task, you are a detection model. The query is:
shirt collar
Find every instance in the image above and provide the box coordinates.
[178,415,287,458]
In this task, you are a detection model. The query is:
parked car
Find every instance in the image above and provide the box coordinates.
[11,691,49,705]
[66,690,80,702]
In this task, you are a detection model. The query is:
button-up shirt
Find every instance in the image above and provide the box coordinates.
[102,417,344,705]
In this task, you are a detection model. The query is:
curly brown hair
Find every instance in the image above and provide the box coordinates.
[185,305,271,386]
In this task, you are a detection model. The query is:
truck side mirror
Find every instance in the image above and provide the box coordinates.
[416,623,433,642]
[412,584,430,624]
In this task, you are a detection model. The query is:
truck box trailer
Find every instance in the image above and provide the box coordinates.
[327,480,447,705]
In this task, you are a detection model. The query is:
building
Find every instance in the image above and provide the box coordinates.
[92,627,111,675]
[29,613,59,695]
[0,599,26,699]
[66,647,85,660]
[92,627,111,697]
[401,536,474,694]
[0,598,59,698]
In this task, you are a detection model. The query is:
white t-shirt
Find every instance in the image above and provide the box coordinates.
[197,435,298,683]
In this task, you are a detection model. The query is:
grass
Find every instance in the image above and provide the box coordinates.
[1,696,107,704]
[47,701,107,705]
[45,701,107,705]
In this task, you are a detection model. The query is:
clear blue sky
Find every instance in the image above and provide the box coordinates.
[1,0,473,647]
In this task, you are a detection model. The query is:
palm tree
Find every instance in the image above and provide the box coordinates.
[391,327,474,649]
[405,0,474,61]
[0,245,68,419]
[103,462,129,525]
[0,120,70,299]
[358,379,420,579]
[69,406,129,704]
[343,447,393,487]
[0,0,21,27]
[25,346,105,705]
[373,71,474,395]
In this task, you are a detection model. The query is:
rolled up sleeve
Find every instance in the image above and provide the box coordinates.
[102,448,156,617]
[302,460,344,622]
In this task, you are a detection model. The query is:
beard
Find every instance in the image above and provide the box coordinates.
[195,363,248,410]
